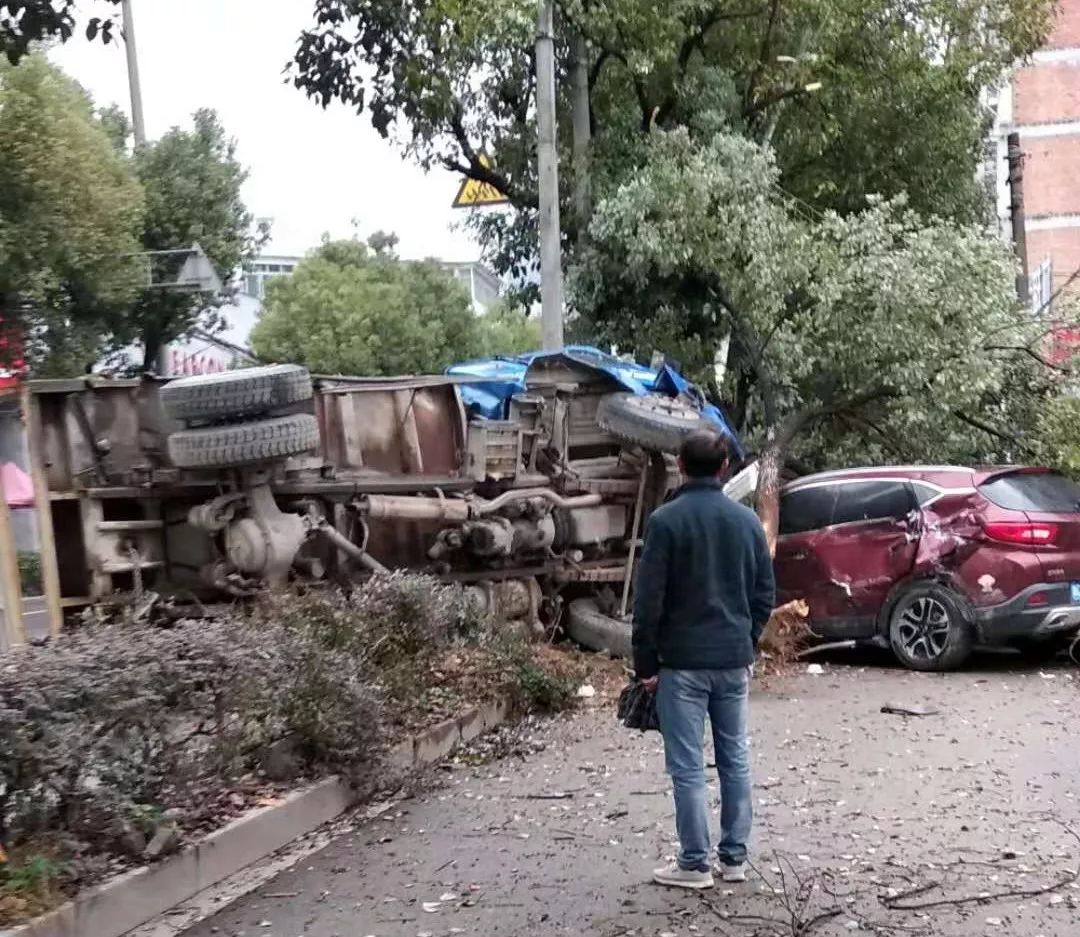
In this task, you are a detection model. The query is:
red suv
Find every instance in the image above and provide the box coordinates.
[775,465,1080,670]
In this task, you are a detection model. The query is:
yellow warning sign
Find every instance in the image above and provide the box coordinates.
[452,155,510,208]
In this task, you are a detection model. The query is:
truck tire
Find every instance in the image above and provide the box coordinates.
[597,392,708,453]
[161,364,312,423]
[168,414,320,469]
[564,598,632,658]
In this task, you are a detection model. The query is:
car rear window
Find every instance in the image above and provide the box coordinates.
[978,472,1080,513]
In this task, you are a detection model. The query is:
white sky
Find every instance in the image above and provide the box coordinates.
[50,0,481,262]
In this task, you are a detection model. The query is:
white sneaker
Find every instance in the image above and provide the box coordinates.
[719,862,747,882]
[652,862,714,889]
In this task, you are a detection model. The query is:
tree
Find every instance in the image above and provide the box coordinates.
[115,109,264,369]
[292,0,1054,288]
[0,54,144,375]
[1,1,119,65]
[250,236,483,376]
[572,130,1034,546]
[477,299,542,357]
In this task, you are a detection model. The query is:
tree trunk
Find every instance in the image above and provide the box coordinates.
[753,409,812,557]
[756,433,783,557]
[141,331,162,374]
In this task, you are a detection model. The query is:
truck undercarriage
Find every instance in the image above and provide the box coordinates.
[23,352,752,642]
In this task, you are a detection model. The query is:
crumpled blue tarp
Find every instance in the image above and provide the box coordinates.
[446,345,743,458]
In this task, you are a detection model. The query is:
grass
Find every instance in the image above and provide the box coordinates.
[0,853,67,926]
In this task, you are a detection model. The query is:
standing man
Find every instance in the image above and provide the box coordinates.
[634,430,775,889]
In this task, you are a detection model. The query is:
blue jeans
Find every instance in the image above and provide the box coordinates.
[656,667,752,872]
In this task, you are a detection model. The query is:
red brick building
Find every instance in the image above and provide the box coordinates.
[990,0,1080,312]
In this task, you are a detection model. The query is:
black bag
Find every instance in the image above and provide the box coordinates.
[617,679,660,732]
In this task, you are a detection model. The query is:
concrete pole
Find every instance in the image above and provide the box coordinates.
[570,32,592,237]
[1006,132,1029,306]
[122,0,147,147]
[536,0,564,351]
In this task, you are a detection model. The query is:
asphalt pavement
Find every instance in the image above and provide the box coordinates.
[179,652,1080,937]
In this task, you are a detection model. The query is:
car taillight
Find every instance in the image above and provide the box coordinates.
[983,521,1059,546]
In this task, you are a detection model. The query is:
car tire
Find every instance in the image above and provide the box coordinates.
[161,364,313,423]
[888,583,973,672]
[597,392,709,453]
[168,414,320,469]
[564,598,632,658]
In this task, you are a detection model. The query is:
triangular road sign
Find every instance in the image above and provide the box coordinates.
[452,155,510,208]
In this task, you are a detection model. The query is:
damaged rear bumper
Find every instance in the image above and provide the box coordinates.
[972,582,1080,644]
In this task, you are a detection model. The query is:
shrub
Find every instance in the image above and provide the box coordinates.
[16,553,41,597]
[0,612,379,865]
[0,572,575,921]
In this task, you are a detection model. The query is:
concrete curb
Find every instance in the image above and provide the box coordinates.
[2,696,515,937]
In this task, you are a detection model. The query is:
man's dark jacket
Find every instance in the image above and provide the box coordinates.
[632,479,775,679]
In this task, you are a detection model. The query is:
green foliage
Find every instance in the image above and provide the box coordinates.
[0,1,119,66]
[510,657,579,713]
[0,57,259,377]
[1035,392,1080,477]
[0,853,66,926]
[251,236,482,375]
[16,552,41,598]
[477,299,541,357]
[573,129,1029,467]
[117,109,264,368]
[0,55,144,373]
[292,0,1054,288]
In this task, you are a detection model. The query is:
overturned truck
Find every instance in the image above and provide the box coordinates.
[30,350,750,645]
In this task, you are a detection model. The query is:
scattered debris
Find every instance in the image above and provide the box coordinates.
[806,663,825,675]
[797,640,857,658]
[880,704,940,717]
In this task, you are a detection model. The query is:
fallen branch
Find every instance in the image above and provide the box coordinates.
[796,640,856,659]
[881,828,1080,911]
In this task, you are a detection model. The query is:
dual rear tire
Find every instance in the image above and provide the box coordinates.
[162,364,318,469]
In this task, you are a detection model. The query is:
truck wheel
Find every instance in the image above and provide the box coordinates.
[597,392,708,453]
[888,583,973,672]
[168,414,320,469]
[161,364,312,423]
[564,598,632,658]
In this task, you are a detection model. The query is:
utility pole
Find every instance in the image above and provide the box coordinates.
[536,0,564,351]
[122,0,147,147]
[1006,132,1029,305]
[570,32,592,237]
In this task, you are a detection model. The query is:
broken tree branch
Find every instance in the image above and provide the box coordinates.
[880,828,1080,912]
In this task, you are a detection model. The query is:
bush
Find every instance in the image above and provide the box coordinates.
[16,552,41,597]
[0,609,380,881]
[0,573,577,922]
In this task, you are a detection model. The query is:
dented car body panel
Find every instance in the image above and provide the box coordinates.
[777,465,1080,649]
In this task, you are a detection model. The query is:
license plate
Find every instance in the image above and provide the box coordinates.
[1071,583,1080,604]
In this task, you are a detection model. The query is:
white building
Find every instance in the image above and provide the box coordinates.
[439,261,503,314]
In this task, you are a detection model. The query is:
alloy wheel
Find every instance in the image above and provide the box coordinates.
[896,596,952,661]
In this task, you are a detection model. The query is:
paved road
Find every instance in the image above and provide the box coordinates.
[182,654,1080,937]
[1,594,49,644]
[20,594,48,641]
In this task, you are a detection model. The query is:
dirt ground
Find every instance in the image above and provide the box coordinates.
[180,651,1080,937]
